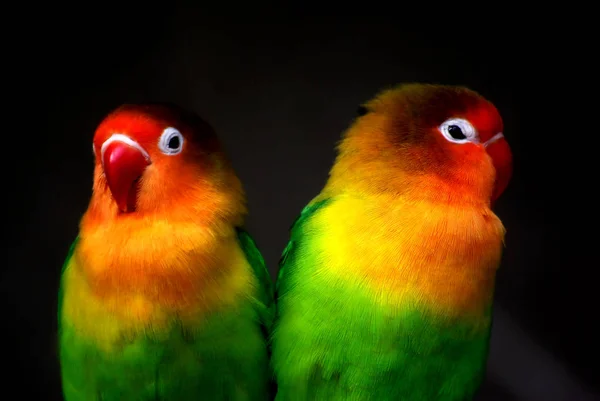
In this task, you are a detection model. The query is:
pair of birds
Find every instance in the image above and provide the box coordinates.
[58,83,513,401]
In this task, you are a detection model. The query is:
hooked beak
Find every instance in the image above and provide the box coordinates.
[483,133,513,204]
[100,134,151,213]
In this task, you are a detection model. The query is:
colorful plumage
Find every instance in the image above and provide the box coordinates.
[58,103,274,401]
[271,84,513,400]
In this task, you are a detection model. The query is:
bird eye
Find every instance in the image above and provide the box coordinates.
[158,127,184,155]
[438,118,478,144]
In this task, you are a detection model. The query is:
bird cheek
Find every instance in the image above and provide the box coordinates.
[135,166,162,211]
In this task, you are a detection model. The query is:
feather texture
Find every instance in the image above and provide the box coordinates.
[271,84,511,401]
[58,103,274,401]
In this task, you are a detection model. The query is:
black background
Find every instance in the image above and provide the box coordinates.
[3,9,588,401]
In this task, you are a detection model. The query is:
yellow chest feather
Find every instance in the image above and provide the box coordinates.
[60,227,255,351]
[310,196,506,317]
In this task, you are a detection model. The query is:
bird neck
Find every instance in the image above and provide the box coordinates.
[323,151,494,207]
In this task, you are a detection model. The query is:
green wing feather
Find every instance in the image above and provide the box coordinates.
[235,227,276,399]
[235,227,275,336]
[275,198,332,301]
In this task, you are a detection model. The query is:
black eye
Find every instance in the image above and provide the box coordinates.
[168,135,180,149]
[356,105,369,116]
[158,127,184,155]
[439,118,476,144]
[447,125,466,140]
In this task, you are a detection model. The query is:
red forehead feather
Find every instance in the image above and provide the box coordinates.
[463,100,504,142]
[93,108,172,148]
[92,104,220,156]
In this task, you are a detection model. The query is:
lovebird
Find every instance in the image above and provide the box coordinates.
[58,103,274,401]
[271,84,513,400]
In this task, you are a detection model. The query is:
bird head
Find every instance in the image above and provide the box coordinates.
[330,83,512,206]
[87,103,244,222]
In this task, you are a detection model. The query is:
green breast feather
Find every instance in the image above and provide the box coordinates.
[271,197,492,401]
[58,228,274,401]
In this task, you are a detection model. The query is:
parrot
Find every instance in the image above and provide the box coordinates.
[57,103,274,401]
[271,83,513,401]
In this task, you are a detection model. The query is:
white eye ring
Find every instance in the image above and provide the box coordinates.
[438,118,479,144]
[158,127,184,155]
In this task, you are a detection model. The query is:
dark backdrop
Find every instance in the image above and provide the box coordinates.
[4,9,587,401]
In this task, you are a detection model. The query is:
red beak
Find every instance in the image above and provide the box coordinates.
[101,137,150,213]
[484,134,513,204]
